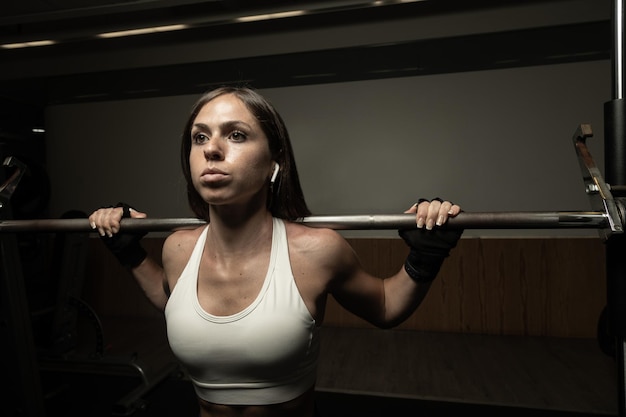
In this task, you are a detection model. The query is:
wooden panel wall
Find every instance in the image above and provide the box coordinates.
[83,236,607,338]
[324,238,606,338]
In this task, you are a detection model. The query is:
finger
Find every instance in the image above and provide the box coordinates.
[436,201,454,226]
[88,211,99,228]
[93,211,109,237]
[109,211,123,235]
[100,208,122,236]
[448,204,462,216]
[415,200,430,228]
[101,212,115,237]
[129,208,148,219]
[425,200,442,230]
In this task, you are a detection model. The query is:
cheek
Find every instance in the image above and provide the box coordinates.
[227,148,272,177]
[239,162,271,189]
[188,148,204,170]
[188,151,205,184]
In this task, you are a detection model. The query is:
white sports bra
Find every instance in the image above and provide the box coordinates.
[165,217,319,405]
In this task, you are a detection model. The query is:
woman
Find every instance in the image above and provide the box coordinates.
[89,86,463,417]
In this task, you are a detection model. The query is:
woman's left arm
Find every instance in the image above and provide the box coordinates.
[326,199,463,328]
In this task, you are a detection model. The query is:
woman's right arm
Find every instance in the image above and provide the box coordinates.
[131,256,169,311]
[89,204,169,311]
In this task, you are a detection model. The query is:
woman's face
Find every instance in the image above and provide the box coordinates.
[189,93,274,207]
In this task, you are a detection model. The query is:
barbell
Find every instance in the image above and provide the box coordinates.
[0,210,615,233]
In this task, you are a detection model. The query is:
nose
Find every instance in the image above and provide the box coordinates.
[203,138,224,161]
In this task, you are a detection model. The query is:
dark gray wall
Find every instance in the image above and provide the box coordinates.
[46,59,610,237]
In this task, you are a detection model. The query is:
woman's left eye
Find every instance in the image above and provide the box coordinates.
[230,131,247,141]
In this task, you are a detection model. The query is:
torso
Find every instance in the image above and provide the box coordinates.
[162,218,342,416]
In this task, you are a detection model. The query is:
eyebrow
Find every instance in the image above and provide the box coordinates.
[192,120,253,132]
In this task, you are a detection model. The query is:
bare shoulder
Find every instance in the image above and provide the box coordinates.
[284,221,355,266]
[163,226,205,253]
[162,225,206,280]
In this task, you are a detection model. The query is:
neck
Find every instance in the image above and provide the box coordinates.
[207,206,274,253]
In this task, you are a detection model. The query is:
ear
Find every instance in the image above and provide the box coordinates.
[270,162,280,183]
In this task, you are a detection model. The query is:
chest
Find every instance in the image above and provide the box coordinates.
[174,225,329,321]
[196,248,271,316]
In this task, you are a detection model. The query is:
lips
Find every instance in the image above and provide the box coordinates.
[200,167,228,183]
[202,167,226,175]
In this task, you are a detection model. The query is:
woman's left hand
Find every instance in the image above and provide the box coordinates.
[404,198,461,230]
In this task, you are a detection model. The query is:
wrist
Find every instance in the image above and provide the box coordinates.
[404,249,445,283]
[115,241,147,269]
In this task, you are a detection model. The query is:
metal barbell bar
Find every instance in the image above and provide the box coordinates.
[0,211,612,233]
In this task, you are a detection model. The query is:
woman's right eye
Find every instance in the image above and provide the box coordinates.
[192,132,208,144]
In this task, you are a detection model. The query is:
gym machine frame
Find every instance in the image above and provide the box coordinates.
[2,2,626,415]
[605,1,626,415]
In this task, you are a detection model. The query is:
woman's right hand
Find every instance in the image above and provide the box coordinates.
[89,203,149,268]
[89,203,147,237]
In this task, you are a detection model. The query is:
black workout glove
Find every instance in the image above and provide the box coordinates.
[100,202,147,269]
[398,224,463,283]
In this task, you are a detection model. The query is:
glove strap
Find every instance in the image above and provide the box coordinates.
[116,241,147,269]
[404,249,446,283]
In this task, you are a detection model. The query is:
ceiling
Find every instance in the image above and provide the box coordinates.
[0,0,614,131]
[0,0,291,25]
[0,0,433,41]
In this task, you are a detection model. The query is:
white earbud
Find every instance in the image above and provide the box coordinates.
[270,162,280,183]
